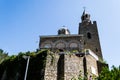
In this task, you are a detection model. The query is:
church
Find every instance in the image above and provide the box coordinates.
[39,10,108,80]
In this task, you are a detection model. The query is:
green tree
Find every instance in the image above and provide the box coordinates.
[98,66,120,80]
[0,49,8,63]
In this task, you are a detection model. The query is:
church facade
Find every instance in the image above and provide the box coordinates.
[39,10,108,80]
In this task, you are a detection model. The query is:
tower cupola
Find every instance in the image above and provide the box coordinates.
[81,10,91,22]
[58,26,70,35]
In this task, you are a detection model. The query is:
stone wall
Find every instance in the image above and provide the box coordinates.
[44,53,60,80]
[44,52,99,80]
[39,35,84,52]
[44,53,85,80]
[86,54,98,77]
[64,54,84,80]
[79,21,103,59]
[97,61,109,74]
[0,50,108,80]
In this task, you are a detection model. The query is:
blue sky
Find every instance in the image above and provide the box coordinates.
[0,0,120,68]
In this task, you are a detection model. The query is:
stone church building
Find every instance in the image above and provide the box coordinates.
[39,10,108,80]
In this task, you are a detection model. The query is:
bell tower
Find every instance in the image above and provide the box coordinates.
[79,10,103,59]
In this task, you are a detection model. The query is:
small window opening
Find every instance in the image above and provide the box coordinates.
[96,48,98,52]
[84,41,86,45]
[87,32,92,39]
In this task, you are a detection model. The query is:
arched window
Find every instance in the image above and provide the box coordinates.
[87,32,92,39]
[85,14,88,17]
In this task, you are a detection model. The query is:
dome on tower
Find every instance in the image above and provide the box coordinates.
[58,26,70,35]
[81,10,91,22]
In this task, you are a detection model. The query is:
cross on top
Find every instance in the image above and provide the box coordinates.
[83,7,86,11]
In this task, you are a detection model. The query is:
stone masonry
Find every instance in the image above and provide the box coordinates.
[40,9,108,80]
[44,51,100,80]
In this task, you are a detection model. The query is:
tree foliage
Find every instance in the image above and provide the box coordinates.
[71,66,120,80]
[0,49,48,80]
[0,49,8,63]
[98,66,120,80]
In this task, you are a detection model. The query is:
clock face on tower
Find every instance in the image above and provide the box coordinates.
[56,42,65,49]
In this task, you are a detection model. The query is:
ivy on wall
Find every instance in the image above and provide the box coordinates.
[0,50,48,80]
